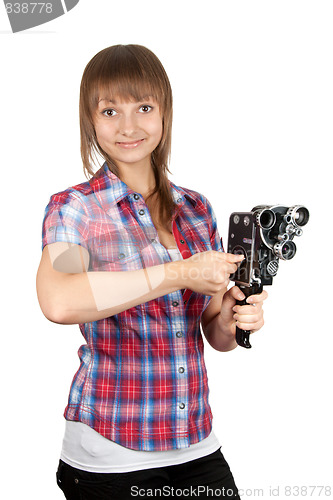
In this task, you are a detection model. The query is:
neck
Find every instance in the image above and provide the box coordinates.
[115,160,156,200]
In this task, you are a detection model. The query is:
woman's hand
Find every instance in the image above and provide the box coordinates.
[220,285,268,337]
[181,251,244,296]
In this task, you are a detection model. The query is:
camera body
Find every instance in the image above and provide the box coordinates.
[227,205,309,348]
[228,205,309,287]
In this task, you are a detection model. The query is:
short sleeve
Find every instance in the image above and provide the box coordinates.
[205,197,224,253]
[42,190,90,251]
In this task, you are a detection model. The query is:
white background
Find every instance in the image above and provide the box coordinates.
[1,1,332,498]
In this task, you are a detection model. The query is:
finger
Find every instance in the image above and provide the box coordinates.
[219,252,245,264]
[234,312,263,324]
[225,262,239,275]
[246,290,268,304]
[235,318,264,332]
[213,262,238,282]
[228,285,246,301]
[233,304,262,315]
[222,260,243,275]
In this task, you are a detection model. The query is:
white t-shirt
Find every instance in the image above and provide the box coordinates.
[61,420,221,473]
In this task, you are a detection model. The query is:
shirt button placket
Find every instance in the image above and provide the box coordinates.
[133,193,159,245]
[132,193,146,220]
[172,299,189,448]
[176,382,188,448]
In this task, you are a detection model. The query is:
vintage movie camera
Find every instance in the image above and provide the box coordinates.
[227,205,309,348]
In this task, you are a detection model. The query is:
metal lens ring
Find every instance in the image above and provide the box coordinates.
[274,240,297,260]
[255,208,276,230]
[287,205,310,228]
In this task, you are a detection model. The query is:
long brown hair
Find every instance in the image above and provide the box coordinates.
[79,44,176,229]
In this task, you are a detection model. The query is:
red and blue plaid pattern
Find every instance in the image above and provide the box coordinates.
[42,163,223,451]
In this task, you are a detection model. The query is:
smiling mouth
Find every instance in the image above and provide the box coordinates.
[116,139,145,149]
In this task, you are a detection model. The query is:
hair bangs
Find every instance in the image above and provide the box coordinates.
[87,47,166,116]
[96,76,158,105]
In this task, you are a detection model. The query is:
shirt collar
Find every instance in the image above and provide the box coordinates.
[91,163,197,212]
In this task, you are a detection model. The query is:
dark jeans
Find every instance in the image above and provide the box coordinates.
[56,447,241,499]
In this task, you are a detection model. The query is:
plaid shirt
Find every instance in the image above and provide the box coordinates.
[42,163,223,451]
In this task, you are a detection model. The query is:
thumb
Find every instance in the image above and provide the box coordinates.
[224,285,246,305]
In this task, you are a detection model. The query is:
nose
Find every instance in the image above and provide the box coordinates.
[119,112,137,136]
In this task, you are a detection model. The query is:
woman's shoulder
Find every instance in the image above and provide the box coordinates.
[46,164,120,209]
[46,166,107,208]
[44,184,92,224]
[49,181,92,203]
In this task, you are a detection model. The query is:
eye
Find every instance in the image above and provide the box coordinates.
[139,105,152,113]
[102,108,117,117]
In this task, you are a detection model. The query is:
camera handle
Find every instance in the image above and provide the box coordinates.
[235,282,263,349]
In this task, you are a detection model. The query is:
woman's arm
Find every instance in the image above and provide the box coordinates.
[201,288,238,352]
[37,242,187,324]
[36,242,243,325]
[201,285,268,352]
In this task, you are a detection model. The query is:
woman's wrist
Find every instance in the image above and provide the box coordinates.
[164,259,189,290]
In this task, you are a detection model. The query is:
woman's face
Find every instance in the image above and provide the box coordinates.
[94,96,163,171]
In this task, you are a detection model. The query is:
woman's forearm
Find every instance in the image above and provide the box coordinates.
[203,312,238,352]
[37,258,187,325]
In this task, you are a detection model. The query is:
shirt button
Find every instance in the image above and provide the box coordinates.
[179,403,185,409]
[172,301,179,307]
[151,238,157,243]
[177,198,182,203]
[133,193,140,200]
[176,331,183,338]
[178,367,185,373]
[74,478,79,484]
[118,253,125,259]
[180,239,185,244]
[48,226,55,232]
[138,209,145,216]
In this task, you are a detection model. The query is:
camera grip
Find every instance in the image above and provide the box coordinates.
[235,283,263,349]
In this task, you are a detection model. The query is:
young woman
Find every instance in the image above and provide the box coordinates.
[36,44,267,499]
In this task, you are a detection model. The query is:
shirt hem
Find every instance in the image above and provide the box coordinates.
[64,405,213,451]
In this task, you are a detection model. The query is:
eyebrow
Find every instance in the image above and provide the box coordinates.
[98,96,154,105]
[98,99,114,104]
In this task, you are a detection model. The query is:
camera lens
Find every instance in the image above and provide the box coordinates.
[294,207,309,226]
[282,242,296,259]
[274,241,297,260]
[256,209,276,229]
[287,206,310,228]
